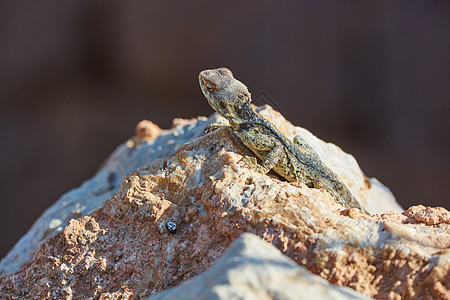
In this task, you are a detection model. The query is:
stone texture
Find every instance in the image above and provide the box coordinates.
[135,120,162,141]
[0,115,209,275]
[0,106,400,277]
[151,232,371,300]
[403,205,450,226]
[1,106,443,299]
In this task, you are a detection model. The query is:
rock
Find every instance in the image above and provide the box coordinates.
[403,205,450,226]
[151,232,371,300]
[0,116,209,275]
[2,106,441,299]
[135,120,161,141]
[0,105,399,276]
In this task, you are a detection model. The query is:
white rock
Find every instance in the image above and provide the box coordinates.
[151,233,371,300]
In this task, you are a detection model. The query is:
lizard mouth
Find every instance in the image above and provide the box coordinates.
[198,77,216,111]
[198,75,209,92]
[199,80,210,98]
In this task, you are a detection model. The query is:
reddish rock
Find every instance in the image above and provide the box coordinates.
[403,205,450,226]
[135,120,161,141]
[0,124,448,299]
[1,106,400,277]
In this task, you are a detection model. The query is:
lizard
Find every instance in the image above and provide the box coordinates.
[198,67,368,214]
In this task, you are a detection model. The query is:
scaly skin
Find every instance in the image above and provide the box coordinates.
[199,67,368,214]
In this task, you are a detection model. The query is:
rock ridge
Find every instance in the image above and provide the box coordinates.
[0,106,447,299]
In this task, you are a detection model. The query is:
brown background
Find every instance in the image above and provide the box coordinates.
[1,1,449,258]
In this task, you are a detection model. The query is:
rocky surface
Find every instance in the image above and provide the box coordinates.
[0,106,400,277]
[0,116,209,276]
[1,106,446,299]
[151,233,371,300]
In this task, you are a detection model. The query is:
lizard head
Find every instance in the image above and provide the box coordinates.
[199,67,251,122]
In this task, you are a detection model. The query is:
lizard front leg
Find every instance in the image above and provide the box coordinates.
[238,125,284,175]
[246,144,284,174]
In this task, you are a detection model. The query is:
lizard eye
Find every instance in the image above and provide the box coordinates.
[206,81,215,92]
[218,101,226,109]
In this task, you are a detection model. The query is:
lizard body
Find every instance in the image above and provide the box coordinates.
[199,67,367,213]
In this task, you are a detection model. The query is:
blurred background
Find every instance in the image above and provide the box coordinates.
[0,1,449,257]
